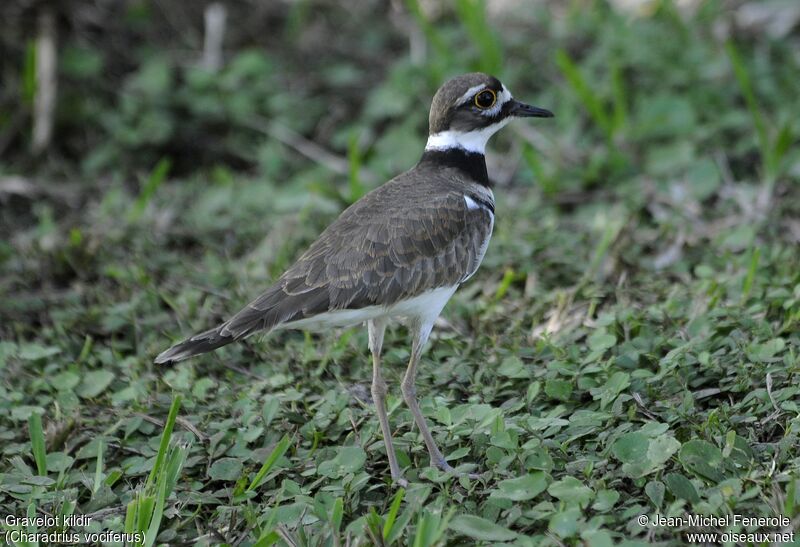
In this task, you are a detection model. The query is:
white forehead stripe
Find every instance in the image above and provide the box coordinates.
[425,117,512,153]
[499,84,513,104]
[456,84,490,106]
[457,83,514,111]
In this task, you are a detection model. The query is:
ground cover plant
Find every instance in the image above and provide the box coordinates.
[1,0,799,544]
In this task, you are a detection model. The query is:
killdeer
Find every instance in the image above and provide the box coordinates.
[156,73,553,484]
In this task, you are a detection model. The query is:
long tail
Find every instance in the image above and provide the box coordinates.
[155,283,330,364]
[154,324,237,364]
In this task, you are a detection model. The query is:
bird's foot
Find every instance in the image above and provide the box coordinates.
[431,456,481,479]
[388,467,408,487]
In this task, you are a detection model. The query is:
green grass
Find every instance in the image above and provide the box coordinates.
[1,1,800,545]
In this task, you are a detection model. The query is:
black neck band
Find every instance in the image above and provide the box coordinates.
[418,148,490,187]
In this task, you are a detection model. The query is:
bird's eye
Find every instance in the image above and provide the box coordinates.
[474,89,497,109]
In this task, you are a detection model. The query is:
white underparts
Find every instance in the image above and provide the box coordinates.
[425,117,512,154]
[278,285,458,332]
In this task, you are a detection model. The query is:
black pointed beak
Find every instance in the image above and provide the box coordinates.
[509,99,554,118]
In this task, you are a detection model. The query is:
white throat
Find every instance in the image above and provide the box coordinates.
[426,84,515,154]
[425,118,511,154]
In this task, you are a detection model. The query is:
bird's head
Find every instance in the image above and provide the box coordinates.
[426,73,553,154]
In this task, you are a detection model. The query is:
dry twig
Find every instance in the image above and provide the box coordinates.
[32,8,57,154]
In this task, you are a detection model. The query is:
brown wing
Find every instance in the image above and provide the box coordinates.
[219,176,493,338]
[154,175,493,363]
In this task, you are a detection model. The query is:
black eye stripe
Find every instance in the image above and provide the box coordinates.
[499,99,515,116]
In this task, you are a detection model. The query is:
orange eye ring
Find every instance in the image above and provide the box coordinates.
[474,89,497,109]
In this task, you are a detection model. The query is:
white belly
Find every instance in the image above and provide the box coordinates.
[278,285,458,332]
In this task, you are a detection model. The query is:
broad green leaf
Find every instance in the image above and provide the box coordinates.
[547,477,594,506]
[591,371,630,409]
[592,489,620,512]
[46,452,74,473]
[318,446,366,478]
[497,356,528,378]
[549,507,581,538]
[664,473,700,504]
[588,330,617,352]
[449,515,517,541]
[647,435,680,466]
[679,439,725,483]
[19,344,61,361]
[686,158,720,200]
[491,472,550,501]
[545,378,573,401]
[645,480,665,508]
[583,529,614,547]
[749,338,785,362]
[78,370,115,398]
[612,432,649,463]
[209,458,244,481]
[51,371,81,391]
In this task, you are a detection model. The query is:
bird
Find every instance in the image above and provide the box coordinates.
[155,72,553,485]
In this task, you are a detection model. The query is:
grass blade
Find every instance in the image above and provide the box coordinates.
[494,268,516,300]
[331,496,344,540]
[124,495,137,534]
[610,60,627,133]
[164,442,187,496]
[248,434,291,491]
[412,510,435,547]
[23,40,37,105]
[253,531,282,547]
[741,246,760,301]
[726,42,767,161]
[454,0,502,74]
[129,156,171,222]
[786,476,797,518]
[93,440,104,495]
[146,394,182,488]
[135,494,155,540]
[382,487,405,540]
[28,412,47,476]
[521,143,557,195]
[556,49,612,139]
[404,0,451,67]
[144,473,168,547]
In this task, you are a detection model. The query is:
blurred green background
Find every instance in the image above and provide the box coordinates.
[1,0,799,544]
